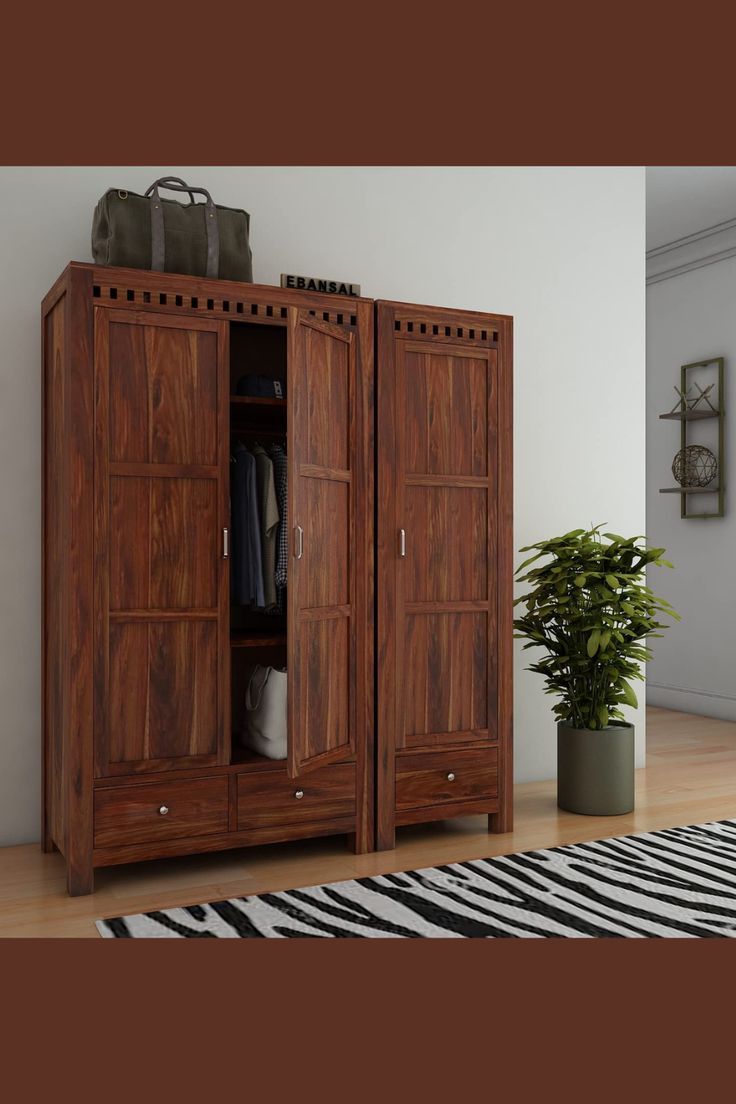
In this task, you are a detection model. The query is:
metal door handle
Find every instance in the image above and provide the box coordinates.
[399,528,406,557]
[222,527,229,559]
[294,525,304,559]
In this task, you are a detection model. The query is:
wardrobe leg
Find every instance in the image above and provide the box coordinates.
[488,809,513,834]
[375,824,396,852]
[66,854,94,897]
[347,828,372,855]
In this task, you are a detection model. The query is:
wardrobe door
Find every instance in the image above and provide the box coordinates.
[93,310,230,776]
[287,310,358,778]
[377,301,513,845]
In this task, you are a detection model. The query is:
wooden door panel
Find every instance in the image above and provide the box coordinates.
[95,310,228,777]
[109,621,218,764]
[289,312,357,777]
[301,478,350,608]
[405,349,488,476]
[297,616,352,765]
[110,476,218,610]
[402,612,490,748]
[109,322,218,465]
[396,337,497,753]
[303,326,350,470]
[404,485,488,602]
[150,478,218,608]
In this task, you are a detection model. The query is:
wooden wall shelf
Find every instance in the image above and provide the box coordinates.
[659,410,720,421]
[659,486,720,494]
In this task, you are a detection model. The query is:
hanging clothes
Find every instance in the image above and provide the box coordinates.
[251,443,279,611]
[269,443,288,613]
[269,443,288,587]
[231,443,265,608]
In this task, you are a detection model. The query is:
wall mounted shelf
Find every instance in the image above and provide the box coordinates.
[659,409,720,421]
[659,486,721,494]
[658,356,725,519]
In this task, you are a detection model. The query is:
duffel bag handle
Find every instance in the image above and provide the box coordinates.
[145,177,219,278]
[145,176,200,203]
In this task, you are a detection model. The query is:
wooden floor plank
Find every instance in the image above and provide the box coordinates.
[2,706,736,937]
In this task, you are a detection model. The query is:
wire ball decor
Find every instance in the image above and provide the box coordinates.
[671,444,718,488]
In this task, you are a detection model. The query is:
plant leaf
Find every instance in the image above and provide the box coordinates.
[618,679,638,709]
[587,629,601,657]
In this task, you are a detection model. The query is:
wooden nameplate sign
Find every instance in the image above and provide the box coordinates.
[281,274,361,296]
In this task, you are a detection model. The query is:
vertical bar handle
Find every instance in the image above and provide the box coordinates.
[399,528,406,557]
[222,527,229,559]
[294,524,304,559]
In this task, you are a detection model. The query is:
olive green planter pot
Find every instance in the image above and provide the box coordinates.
[557,722,635,816]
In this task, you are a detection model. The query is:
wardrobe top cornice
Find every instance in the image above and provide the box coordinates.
[42,262,374,319]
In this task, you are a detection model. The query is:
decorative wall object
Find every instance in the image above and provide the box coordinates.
[659,357,725,519]
[671,444,718,488]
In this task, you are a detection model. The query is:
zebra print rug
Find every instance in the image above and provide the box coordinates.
[96,818,736,938]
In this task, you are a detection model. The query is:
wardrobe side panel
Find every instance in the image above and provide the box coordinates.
[491,314,513,833]
[42,290,69,854]
[376,304,398,850]
[66,266,96,894]
[354,298,375,853]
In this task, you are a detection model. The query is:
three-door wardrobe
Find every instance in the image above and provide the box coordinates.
[42,262,513,895]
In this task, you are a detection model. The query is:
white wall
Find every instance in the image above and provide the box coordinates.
[0,166,646,845]
[647,256,736,720]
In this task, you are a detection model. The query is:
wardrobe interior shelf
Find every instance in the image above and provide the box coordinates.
[230,395,286,408]
[659,486,721,494]
[231,633,286,648]
[659,409,720,421]
[230,745,287,771]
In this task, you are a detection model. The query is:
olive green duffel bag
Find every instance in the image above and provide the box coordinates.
[91,175,253,281]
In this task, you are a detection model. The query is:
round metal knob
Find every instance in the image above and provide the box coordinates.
[159,805,169,816]
[294,790,304,800]
[447,772,455,782]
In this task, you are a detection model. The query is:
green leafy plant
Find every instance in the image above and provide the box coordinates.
[513,525,679,731]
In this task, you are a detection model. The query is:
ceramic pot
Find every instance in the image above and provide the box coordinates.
[557,722,635,815]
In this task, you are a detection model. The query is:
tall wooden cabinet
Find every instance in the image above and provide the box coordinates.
[43,263,374,895]
[42,263,511,896]
[376,301,513,849]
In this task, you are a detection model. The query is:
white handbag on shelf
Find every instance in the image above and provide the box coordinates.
[241,665,287,759]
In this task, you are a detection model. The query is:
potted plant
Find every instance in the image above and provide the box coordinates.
[513,525,679,815]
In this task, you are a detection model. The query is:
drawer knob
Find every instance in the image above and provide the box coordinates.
[158,805,169,816]
[447,772,456,782]
[294,789,305,800]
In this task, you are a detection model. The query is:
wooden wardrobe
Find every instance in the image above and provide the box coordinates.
[42,263,512,895]
[376,301,513,848]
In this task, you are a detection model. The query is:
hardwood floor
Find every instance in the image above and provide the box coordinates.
[2,706,736,937]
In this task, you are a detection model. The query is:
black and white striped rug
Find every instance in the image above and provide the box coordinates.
[96,818,736,938]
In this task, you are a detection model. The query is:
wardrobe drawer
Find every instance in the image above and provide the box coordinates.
[94,777,229,848]
[396,748,498,812]
[237,763,355,830]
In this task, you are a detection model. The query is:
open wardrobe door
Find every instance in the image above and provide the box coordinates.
[286,309,358,779]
